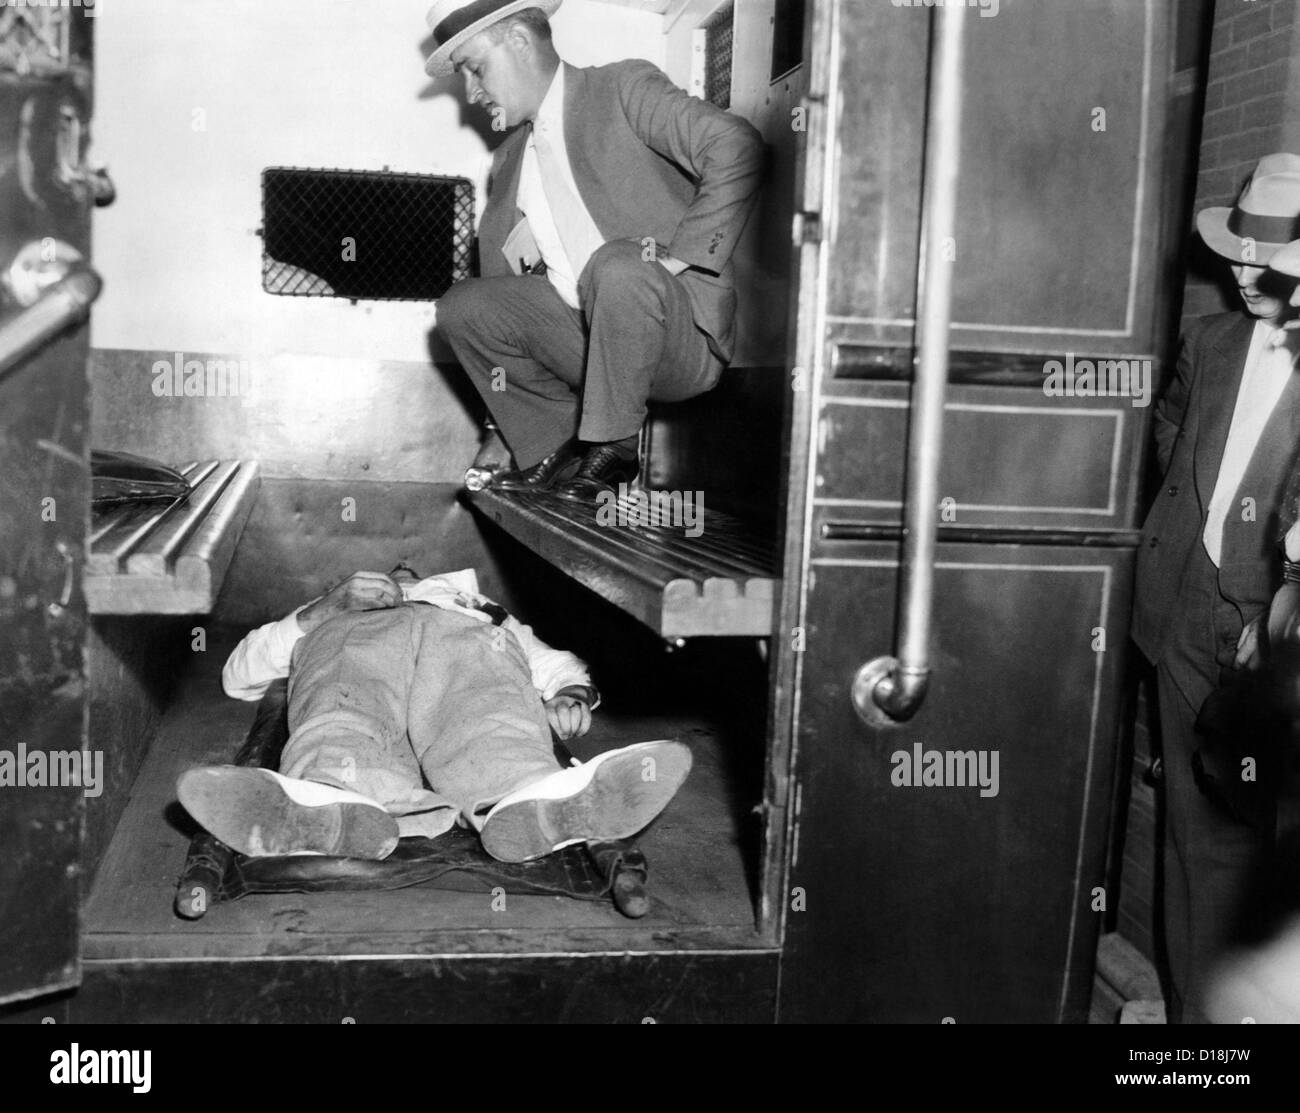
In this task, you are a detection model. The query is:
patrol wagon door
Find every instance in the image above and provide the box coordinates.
[772,0,1167,1021]
[0,7,99,1006]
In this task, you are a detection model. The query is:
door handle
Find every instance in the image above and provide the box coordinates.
[0,266,102,382]
[851,2,967,728]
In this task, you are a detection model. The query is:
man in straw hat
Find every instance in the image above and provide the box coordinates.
[1132,153,1300,1023]
[425,1,764,501]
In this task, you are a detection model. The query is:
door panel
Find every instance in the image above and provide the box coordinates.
[815,380,1145,533]
[826,0,1162,355]
[0,9,95,1005]
[773,0,1167,1021]
[783,543,1130,1022]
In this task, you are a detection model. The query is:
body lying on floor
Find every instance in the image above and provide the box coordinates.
[177,565,691,864]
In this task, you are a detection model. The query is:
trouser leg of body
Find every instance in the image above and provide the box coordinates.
[576,240,723,444]
[435,274,587,468]
[282,608,437,817]
[399,606,695,861]
[177,608,428,858]
[402,606,558,824]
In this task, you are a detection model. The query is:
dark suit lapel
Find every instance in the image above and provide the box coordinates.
[1194,315,1257,503]
[494,128,527,222]
[481,128,528,272]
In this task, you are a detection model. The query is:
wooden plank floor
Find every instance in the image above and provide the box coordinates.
[84,628,767,960]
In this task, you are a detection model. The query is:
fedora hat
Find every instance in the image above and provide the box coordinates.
[1270,237,1300,278]
[1197,153,1300,264]
[424,0,562,78]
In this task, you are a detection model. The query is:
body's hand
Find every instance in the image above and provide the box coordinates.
[544,694,591,741]
[296,571,404,633]
[1234,614,1265,671]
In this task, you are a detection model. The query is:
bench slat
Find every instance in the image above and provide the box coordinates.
[86,459,260,616]
[175,461,262,599]
[469,489,778,638]
[87,460,221,570]
[126,461,239,576]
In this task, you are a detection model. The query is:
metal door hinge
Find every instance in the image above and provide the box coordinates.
[793,211,822,246]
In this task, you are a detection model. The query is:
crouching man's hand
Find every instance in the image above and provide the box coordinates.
[296,571,403,633]
[1234,614,1266,671]
[545,687,594,741]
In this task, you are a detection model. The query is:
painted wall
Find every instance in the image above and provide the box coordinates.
[90,0,666,364]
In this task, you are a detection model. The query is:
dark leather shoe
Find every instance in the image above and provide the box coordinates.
[551,443,640,502]
[490,440,583,493]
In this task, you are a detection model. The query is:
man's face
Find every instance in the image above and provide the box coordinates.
[1232,262,1293,322]
[452,26,536,129]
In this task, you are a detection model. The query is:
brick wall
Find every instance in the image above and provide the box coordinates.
[1182,0,1300,321]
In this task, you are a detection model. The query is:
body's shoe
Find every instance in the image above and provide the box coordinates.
[479,739,692,862]
[490,440,583,493]
[177,766,399,860]
[550,443,640,503]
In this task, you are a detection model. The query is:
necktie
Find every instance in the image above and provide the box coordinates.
[530,121,604,279]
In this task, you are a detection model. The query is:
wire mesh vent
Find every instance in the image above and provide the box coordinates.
[261,168,474,302]
[702,3,734,111]
[770,0,806,82]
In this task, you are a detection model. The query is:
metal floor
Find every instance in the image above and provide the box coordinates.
[83,628,767,960]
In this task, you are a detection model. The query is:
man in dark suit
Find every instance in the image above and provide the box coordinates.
[1132,154,1300,1023]
[424,0,765,500]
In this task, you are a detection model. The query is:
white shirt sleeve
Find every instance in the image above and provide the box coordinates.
[221,607,307,701]
[502,614,598,705]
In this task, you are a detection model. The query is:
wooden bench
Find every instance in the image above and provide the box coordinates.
[85,460,261,615]
[468,487,777,639]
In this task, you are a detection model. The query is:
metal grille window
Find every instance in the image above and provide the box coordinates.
[702,3,734,110]
[261,168,474,302]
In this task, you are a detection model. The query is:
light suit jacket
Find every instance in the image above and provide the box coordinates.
[476,60,766,363]
[1132,311,1300,666]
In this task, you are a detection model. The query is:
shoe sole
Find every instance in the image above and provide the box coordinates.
[177,767,399,859]
[479,741,693,862]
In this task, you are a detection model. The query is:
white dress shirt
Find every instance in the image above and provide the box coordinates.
[516,65,606,309]
[221,567,594,704]
[1203,321,1297,566]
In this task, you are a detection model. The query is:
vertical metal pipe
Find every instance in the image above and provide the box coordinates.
[865,1,966,723]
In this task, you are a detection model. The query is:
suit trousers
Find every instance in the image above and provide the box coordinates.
[1155,541,1271,1023]
[436,240,724,468]
[279,604,558,840]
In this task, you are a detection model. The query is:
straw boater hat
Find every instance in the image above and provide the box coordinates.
[1197,152,1300,265]
[424,0,562,78]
